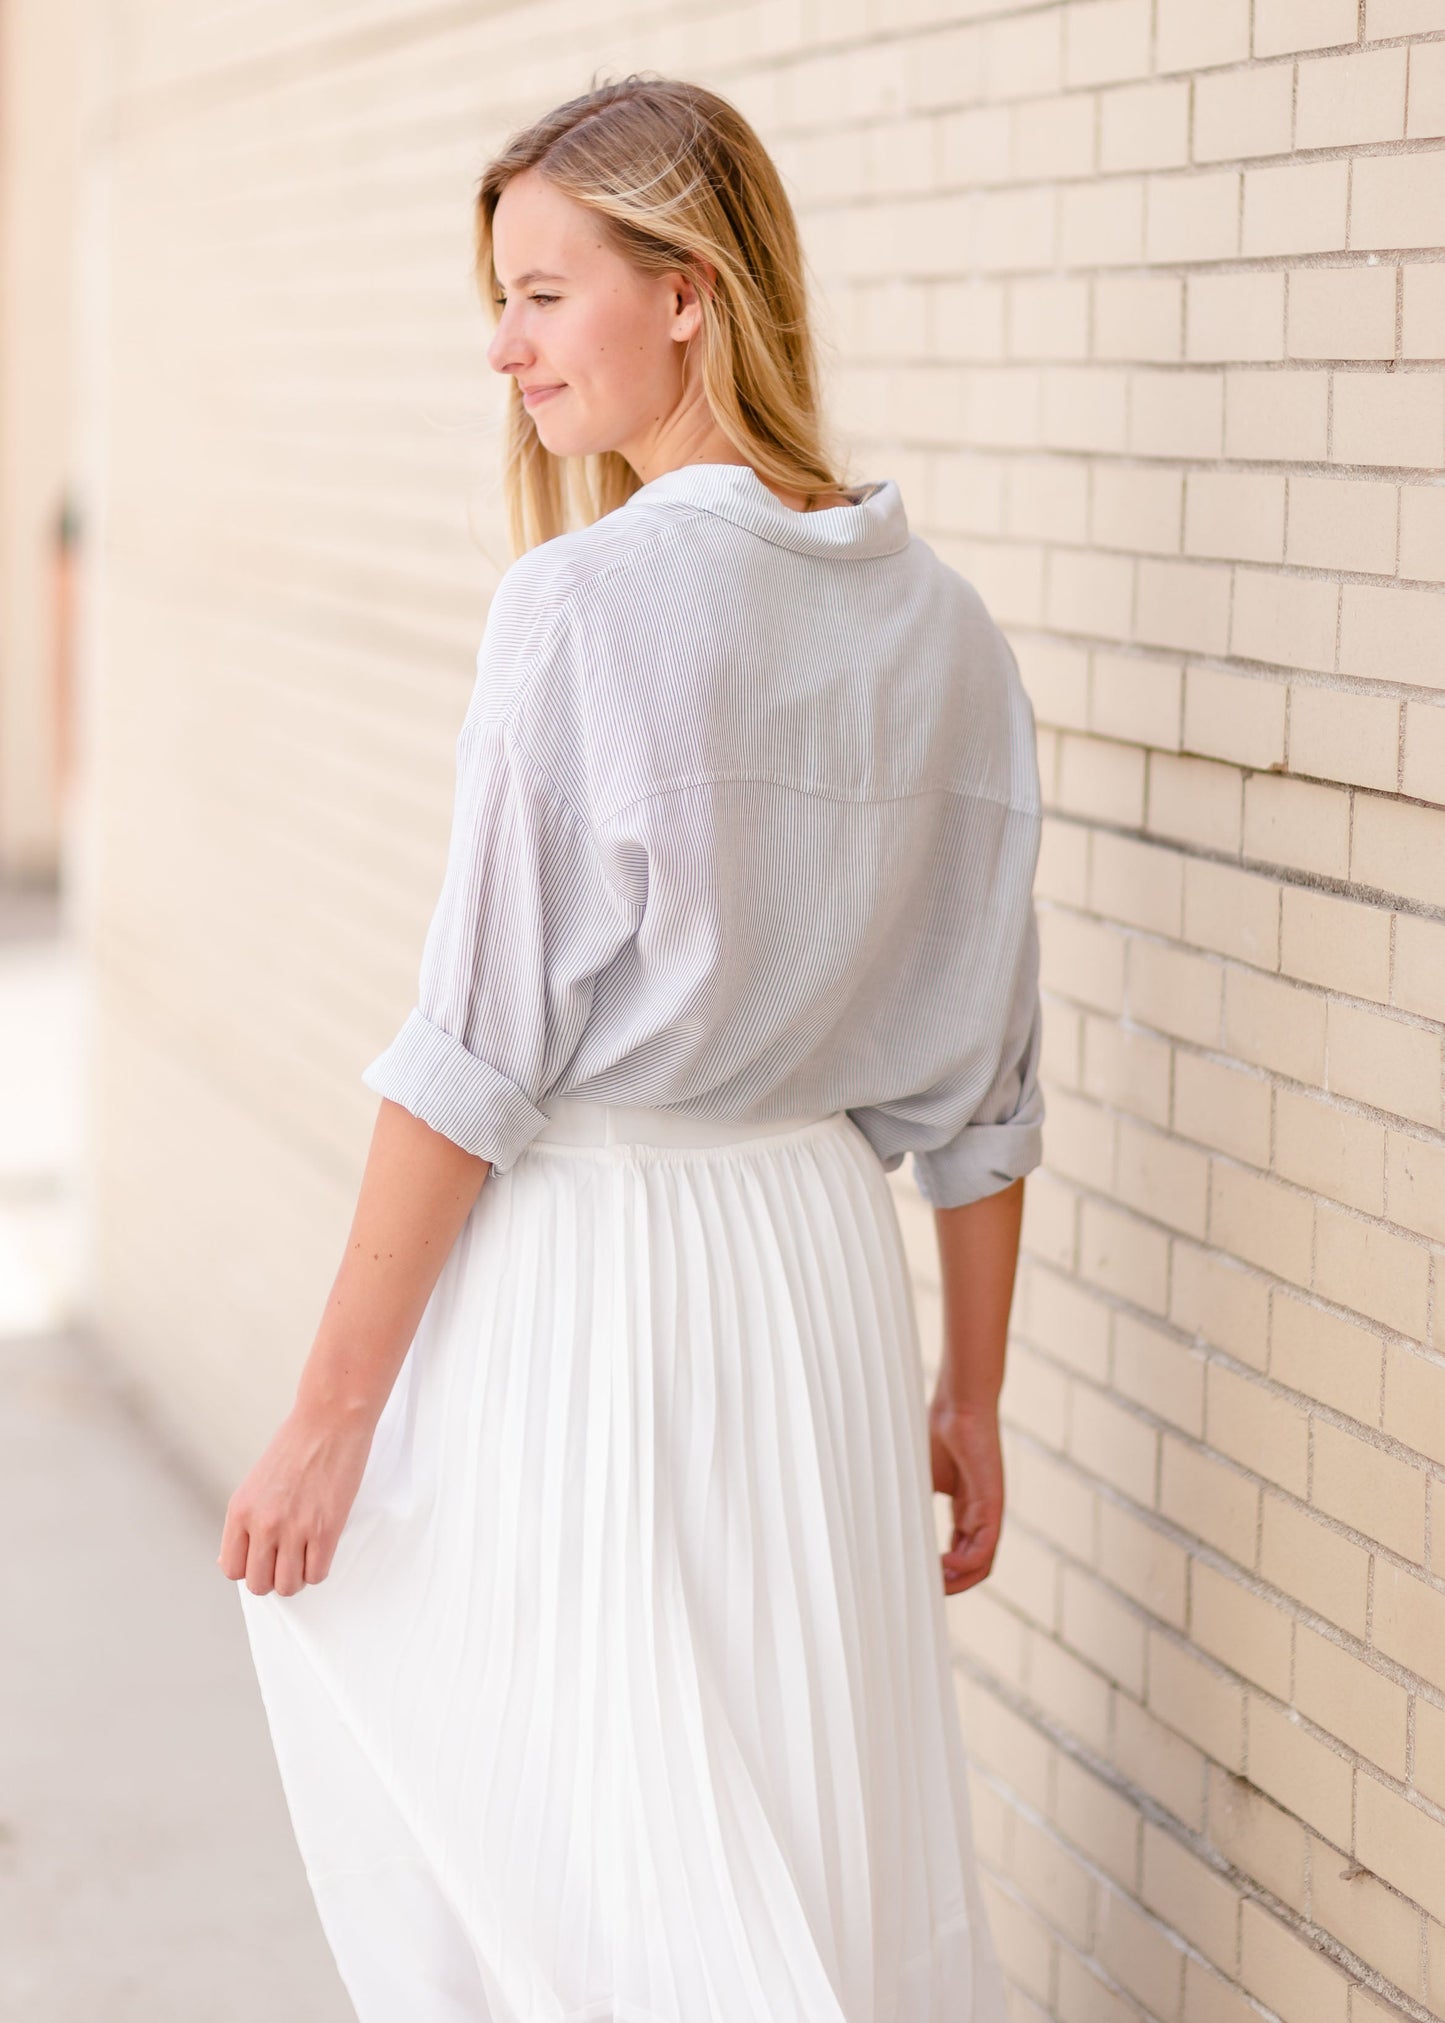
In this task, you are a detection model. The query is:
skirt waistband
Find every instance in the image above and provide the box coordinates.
[532,1094,842,1150]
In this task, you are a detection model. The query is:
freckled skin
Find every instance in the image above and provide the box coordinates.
[488,166,848,508]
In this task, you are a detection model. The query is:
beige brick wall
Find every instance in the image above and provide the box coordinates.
[71,3,1444,2018]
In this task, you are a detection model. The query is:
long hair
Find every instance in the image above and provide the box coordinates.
[474,73,849,556]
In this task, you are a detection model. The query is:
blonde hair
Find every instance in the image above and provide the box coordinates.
[475,73,850,556]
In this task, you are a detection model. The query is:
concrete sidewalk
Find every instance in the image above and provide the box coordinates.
[0,892,352,2020]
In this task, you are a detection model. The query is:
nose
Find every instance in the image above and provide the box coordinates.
[485,298,537,379]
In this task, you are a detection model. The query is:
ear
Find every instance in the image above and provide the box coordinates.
[669,258,716,342]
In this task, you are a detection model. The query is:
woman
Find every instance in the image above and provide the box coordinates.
[220,73,1043,2023]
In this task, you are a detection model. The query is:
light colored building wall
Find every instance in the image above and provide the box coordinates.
[0,0,85,881]
[72,4,1444,2019]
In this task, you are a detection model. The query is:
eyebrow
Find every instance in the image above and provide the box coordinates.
[497,269,567,287]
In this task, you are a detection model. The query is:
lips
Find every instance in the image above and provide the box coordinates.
[521,384,564,406]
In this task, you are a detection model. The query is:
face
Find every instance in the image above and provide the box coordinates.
[486,167,723,480]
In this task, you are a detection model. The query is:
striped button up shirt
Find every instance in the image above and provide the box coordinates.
[361,460,1045,1210]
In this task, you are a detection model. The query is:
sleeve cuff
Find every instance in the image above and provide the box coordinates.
[911,1117,1044,1210]
[360,1008,550,1172]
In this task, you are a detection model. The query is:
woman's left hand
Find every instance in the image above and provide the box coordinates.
[928,1394,1004,1596]
[217,1402,377,1597]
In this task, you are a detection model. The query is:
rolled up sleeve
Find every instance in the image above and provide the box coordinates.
[361,719,641,1172]
[910,902,1045,1211]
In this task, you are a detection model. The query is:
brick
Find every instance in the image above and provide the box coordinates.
[1275,1085,1387,1216]
[1113,1310,1207,1436]
[1091,827,1185,934]
[1089,651,1183,753]
[1193,66,1293,165]
[1042,908,1126,1015]
[1010,278,1090,363]
[1373,1559,1445,1682]
[1417,1696,1445,1809]
[1117,1115,1212,1238]
[1356,1774,1445,1924]
[1030,1628,1115,1754]
[957,1673,1055,1811]
[1159,1435,1260,1568]
[1057,730,1148,825]
[1287,266,1397,362]
[1047,541,1134,632]
[981,1877,1055,2001]
[1296,48,1407,150]
[1058,1951,1139,2023]
[1175,1051,1271,1169]
[1008,1811,1095,1949]
[1209,1163,1315,1290]
[1068,1376,1161,1506]
[1241,160,1349,258]
[1080,1196,1172,1315]
[1288,684,1400,794]
[1101,78,1190,173]
[1059,176,1146,267]
[1150,1627,1247,1767]
[1129,367,1224,458]
[1254,0,1359,58]
[1084,1013,1174,1127]
[1128,938,1224,1048]
[1402,262,1445,360]
[1008,1436,1100,1558]
[1332,371,1445,471]
[1064,0,1152,90]
[1136,558,1232,656]
[1170,1240,1272,1372]
[1146,750,1243,851]
[983,7,1062,102]
[1061,1563,1147,1694]
[1183,665,1287,768]
[1393,912,1445,1021]
[1278,887,1393,1002]
[1001,1338,1071,1449]
[1011,93,1097,182]
[1191,1560,1293,1696]
[1259,1492,1370,1637]
[1325,996,1442,1131]
[1308,1827,1426,1992]
[1006,461,1090,548]
[1245,1695,1354,1845]
[1204,1761,1310,1908]
[989,1522,1061,1630]
[1353,150,1445,255]
[1181,859,1280,970]
[1239,1896,1351,2023]
[1410,42,1445,141]
[1141,1821,1239,1971]
[1222,967,1326,1084]
[932,278,1007,362]
[1354,791,1445,914]
[1119,1700,1209,1834]
[1315,1199,1432,1345]
[1224,368,1329,461]
[1243,773,1350,877]
[1294,1622,1407,1777]
[1053,1750,1141,1888]
[974,185,1059,273]
[1400,483,1445,586]
[1145,170,1240,263]
[1287,472,1398,575]
[1186,270,1286,363]
[1093,273,1183,363]
[1233,568,1340,676]
[1385,1338,1445,1493]
[1385,1131,1445,1248]
[1270,1288,1384,1427]
[1184,469,1286,563]
[1182,1957,1263,2023]
[1156,0,1250,75]
[1091,461,1185,552]
[1099,1496,1190,1626]
[903,24,985,112]
[1402,698,1445,805]
[1097,1878,1188,2019]
[1313,1414,1427,1559]
[1205,1362,1311,1497]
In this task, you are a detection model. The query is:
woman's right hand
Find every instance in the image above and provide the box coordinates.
[217,1401,378,1598]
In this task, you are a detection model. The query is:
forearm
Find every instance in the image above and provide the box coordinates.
[932,1175,1025,1414]
[293,1097,492,1429]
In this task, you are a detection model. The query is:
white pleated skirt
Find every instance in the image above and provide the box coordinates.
[238,1096,1008,2023]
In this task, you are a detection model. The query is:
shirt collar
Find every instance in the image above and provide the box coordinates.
[623,460,910,559]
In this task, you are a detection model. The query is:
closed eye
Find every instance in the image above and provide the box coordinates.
[493,293,559,307]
